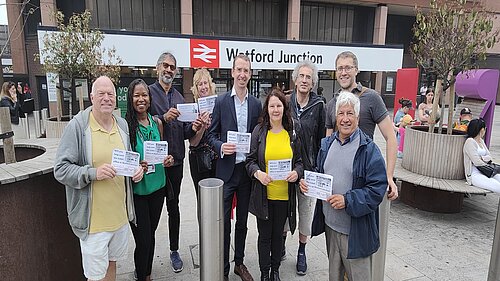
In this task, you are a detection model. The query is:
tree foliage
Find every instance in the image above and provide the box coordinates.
[37,10,122,83]
[412,0,499,89]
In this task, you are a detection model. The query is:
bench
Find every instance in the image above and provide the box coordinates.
[394,159,491,213]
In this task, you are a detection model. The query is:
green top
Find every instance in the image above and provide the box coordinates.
[132,114,166,195]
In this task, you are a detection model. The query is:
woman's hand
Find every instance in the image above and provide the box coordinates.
[140,160,148,173]
[132,166,144,183]
[299,179,308,193]
[255,170,272,186]
[285,170,298,182]
[163,155,174,167]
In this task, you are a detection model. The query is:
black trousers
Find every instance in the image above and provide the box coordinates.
[223,162,251,275]
[165,164,183,251]
[256,200,288,273]
[130,188,165,281]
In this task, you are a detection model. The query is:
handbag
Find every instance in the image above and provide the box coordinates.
[476,162,500,178]
[192,144,217,173]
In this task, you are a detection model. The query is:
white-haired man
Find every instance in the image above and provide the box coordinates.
[304,91,387,281]
[54,76,143,281]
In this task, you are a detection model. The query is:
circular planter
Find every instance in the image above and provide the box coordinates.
[46,116,71,138]
[402,125,467,180]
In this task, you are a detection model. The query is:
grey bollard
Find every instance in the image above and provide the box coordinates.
[372,194,390,281]
[20,117,29,139]
[488,198,500,281]
[199,178,224,281]
[41,108,48,135]
[33,111,41,138]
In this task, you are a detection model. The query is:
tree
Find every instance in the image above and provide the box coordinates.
[36,10,122,120]
[411,0,499,134]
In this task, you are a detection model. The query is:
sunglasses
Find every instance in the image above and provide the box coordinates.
[161,62,176,71]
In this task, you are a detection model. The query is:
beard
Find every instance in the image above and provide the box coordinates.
[161,75,174,84]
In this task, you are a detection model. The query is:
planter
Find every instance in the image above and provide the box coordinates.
[402,126,467,180]
[0,140,84,280]
[46,116,71,138]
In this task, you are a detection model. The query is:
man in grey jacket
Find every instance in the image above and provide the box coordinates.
[54,76,143,281]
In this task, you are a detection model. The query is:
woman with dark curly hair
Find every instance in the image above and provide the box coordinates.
[125,78,174,281]
[246,88,303,281]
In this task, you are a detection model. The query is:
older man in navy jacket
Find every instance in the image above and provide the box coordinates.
[300,91,387,281]
[207,54,262,281]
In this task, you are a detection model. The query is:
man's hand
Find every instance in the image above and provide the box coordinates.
[163,155,174,168]
[132,166,144,183]
[327,194,345,209]
[299,179,309,193]
[285,170,298,183]
[96,164,117,180]
[163,108,180,122]
[221,143,236,155]
[387,178,398,200]
[255,170,272,186]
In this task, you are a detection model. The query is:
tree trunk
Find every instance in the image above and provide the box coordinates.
[428,79,443,133]
[447,82,456,135]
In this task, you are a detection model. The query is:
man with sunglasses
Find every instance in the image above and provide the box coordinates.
[148,52,203,273]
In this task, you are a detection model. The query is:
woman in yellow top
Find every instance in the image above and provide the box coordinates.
[246,88,303,281]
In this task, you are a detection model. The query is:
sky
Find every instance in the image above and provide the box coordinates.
[0,0,7,25]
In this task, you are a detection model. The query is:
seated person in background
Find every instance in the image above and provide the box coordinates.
[393,98,413,128]
[463,118,500,193]
[453,107,472,132]
[397,114,413,158]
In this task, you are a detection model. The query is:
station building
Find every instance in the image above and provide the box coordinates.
[4,0,500,116]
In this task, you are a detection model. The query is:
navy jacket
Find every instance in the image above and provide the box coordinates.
[311,129,387,259]
[148,82,196,166]
[206,91,262,182]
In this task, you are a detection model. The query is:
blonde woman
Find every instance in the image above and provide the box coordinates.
[189,68,217,199]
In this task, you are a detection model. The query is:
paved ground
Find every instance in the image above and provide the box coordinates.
[67,105,497,281]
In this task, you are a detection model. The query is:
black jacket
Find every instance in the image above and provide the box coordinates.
[288,91,325,171]
[0,96,21,125]
[245,123,304,234]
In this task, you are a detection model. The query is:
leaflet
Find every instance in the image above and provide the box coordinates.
[143,141,168,165]
[268,159,292,180]
[111,149,140,177]
[177,103,199,122]
[227,131,251,153]
[198,95,217,113]
[304,170,333,201]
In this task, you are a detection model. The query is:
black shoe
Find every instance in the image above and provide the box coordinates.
[260,270,270,281]
[271,270,281,281]
[296,251,307,275]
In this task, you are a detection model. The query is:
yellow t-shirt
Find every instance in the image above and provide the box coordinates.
[89,112,128,233]
[265,129,293,200]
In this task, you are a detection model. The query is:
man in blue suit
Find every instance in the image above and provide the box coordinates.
[207,54,262,281]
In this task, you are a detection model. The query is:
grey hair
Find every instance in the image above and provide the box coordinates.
[336,91,360,117]
[156,52,177,67]
[291,60,319,87]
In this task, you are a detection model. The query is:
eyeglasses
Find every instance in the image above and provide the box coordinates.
[336,65,356,73]
[161,62,176,71]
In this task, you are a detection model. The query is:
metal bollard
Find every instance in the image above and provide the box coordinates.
[20,117,29,139]
[33,111,41,138]
[41,108,48,135]
[199,178,224,281]
[372,194,390,281]
[488,198,500,281]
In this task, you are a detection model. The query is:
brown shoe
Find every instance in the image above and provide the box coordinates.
[234,264,254,281]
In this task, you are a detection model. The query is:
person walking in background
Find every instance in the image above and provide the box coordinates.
[148,52,203,273]
[188,68,217,201]
[54,76,143,281]
[305,91,387,281]
[397,114,413,158]
[246,88,303,281]
[207,54,262,281]
[125,79,175,281]
[285,60,325,276]
[463,118,500,193]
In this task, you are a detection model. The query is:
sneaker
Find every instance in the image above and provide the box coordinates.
[170,251,184,273]
[296,252,307,275]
